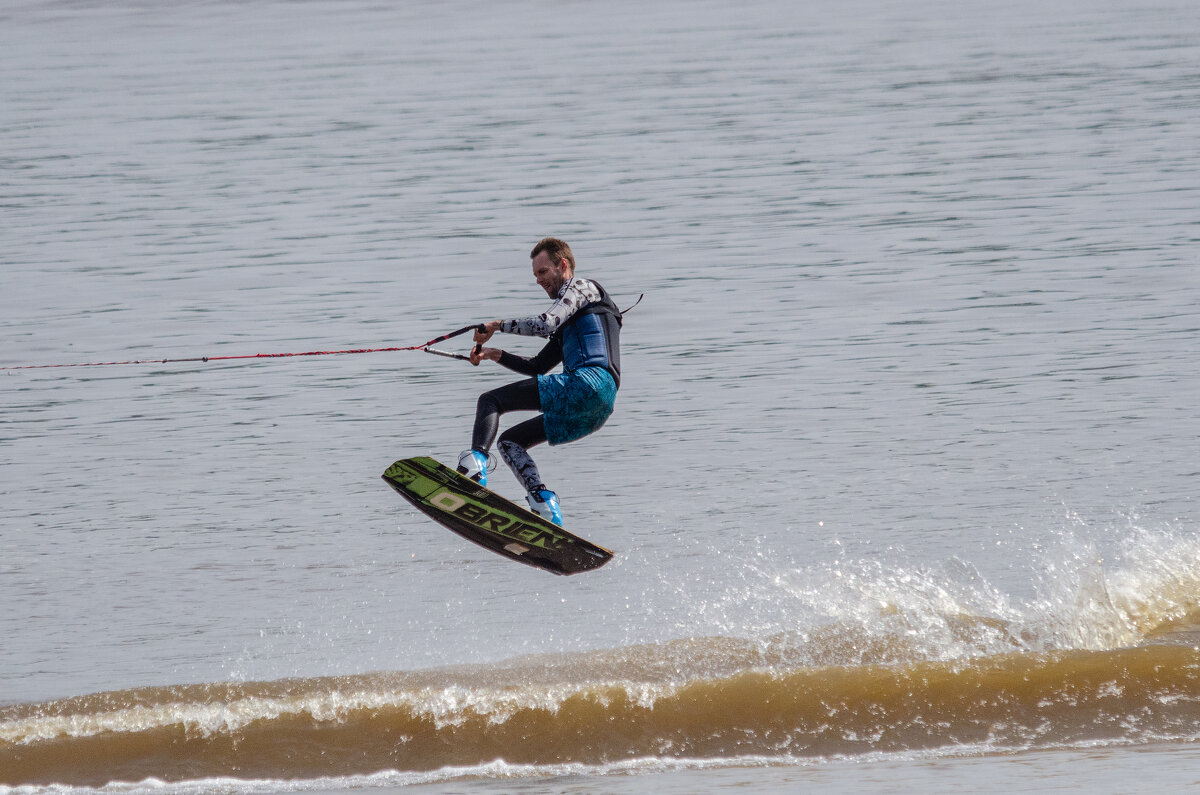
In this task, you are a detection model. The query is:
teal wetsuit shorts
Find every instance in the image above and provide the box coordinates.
[538,366,618,445]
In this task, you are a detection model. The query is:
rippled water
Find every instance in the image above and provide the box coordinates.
[2,0,1199,791]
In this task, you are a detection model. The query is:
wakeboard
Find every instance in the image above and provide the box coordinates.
[382,456,613,575]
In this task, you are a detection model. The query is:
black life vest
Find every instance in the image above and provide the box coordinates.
[554,280,622,387]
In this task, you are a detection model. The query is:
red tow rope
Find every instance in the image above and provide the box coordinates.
[1,325,483,371]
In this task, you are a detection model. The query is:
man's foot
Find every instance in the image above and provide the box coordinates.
[456,449,490,486]
[526,489,563,527]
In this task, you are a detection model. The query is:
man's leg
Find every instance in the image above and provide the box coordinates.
[458,378,540,485]
[471,378,540,451]
[497,418,548,494]
[498,419,563,527]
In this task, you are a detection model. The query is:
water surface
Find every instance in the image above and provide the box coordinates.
[2,0,1199,791]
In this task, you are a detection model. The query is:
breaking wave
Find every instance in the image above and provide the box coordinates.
[5,528,1200,791]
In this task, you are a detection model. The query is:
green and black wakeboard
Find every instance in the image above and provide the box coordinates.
[382,456,612,575]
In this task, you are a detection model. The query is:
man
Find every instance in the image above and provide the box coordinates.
[458,238,622,527]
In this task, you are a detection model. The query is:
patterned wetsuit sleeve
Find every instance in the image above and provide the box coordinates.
[498,277,603,337]
[497,340,562,377]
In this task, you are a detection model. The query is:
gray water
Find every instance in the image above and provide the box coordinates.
[2,0,1199,791]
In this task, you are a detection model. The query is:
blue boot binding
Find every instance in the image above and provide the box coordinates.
[456,449,491,486]
[526,488,563,527]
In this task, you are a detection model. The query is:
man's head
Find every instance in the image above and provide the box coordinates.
[530,237,575,297]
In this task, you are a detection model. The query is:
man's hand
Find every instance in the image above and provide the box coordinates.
[470,346,502,366]
[473,321,501,345]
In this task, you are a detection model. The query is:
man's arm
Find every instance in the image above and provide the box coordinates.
[470,339,561,374]
[474,278,603,343]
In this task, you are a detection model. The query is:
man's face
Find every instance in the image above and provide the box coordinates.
[531,251,570,297]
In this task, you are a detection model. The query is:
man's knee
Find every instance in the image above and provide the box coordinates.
[499,419,544,451]
[496,427,524,449]
[477,390,501,416]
